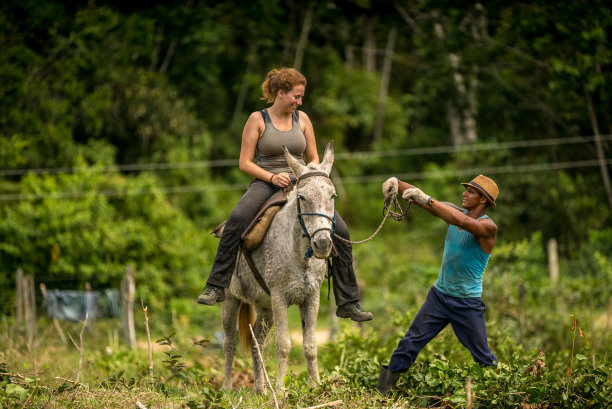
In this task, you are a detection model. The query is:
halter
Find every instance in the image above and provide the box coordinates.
[295,171,336,258]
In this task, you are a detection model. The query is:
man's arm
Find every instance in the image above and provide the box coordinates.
[397,180,496,240]
[383,177,497,253]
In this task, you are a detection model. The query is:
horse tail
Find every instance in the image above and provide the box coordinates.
[238,302,256,351]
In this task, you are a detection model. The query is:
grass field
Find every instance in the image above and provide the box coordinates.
[2,229,611,408]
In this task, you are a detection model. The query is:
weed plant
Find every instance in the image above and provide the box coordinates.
[2,227,611,408]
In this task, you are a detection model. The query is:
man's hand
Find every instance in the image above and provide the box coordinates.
[382,177,398,197]
[402,187,429,206]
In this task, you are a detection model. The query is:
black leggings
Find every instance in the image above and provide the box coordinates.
[206,179,360,305]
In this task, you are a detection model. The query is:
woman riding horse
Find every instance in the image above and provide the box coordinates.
[197,67,372,322]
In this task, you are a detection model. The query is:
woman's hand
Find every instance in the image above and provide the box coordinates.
[270,172,291,187]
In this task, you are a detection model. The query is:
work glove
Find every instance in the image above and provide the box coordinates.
[382,177,398,197]
[402,187,429,206]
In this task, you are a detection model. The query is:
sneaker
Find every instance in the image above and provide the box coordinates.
[197,284,225,305]
[336,301,373,322]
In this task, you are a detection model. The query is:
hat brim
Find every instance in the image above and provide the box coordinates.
[461,182,496,207]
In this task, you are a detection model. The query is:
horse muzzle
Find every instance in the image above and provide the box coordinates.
[310,229,333,259]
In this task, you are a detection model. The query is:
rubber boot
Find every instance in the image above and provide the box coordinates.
[376,365,401,396]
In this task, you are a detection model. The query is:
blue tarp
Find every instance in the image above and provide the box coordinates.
[42,289,121,321]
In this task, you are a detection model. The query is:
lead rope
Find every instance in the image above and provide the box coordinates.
[326,192,409,301]
[333,192,410,245]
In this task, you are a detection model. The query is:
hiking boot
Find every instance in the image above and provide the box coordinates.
[335,301,373,322]
[376,366,401,396]
[197,284,225,305]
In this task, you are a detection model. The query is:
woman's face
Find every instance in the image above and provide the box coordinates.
[277,84,305,112]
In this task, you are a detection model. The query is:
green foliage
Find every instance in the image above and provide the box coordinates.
[0,1,612,406]
[0,164,217,313]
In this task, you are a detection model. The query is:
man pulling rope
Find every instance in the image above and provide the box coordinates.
[376,174,500,396]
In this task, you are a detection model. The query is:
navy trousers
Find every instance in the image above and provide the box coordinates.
[387,286,497,372]
[206,179,360,305]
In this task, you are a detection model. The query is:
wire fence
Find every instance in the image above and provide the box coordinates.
[1,135,610,202]
[1,134,610,176]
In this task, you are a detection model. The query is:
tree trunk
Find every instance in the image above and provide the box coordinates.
[374,26,397,142]
[585,91,612,214]
[159,0,193,73]
[150,25,164,71]
[363,18,376,72]
[293,3,314,71]
[434,19,480,146]
[447,52,478,145]
[340,19,354,67]
[231,44,258,130]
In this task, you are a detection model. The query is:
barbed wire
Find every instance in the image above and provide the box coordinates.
[1,134,610,177]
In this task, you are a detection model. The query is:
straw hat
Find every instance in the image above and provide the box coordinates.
[461,175,499,207]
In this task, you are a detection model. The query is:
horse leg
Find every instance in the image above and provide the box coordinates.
[272,294,291,391]
[251,307,272,393]
[300,294,321,385]
[221,297,240,390]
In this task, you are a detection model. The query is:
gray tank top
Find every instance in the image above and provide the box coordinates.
[256,108,307,175]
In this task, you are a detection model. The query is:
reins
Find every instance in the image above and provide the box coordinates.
[295,171,337,258]
[333,191,410,245]
[295,170,411,247]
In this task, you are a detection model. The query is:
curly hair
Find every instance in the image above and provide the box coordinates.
[261,68,307,103]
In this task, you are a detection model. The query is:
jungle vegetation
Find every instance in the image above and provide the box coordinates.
[1,1,611,408]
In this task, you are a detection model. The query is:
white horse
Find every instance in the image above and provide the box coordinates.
[220,141,336,392]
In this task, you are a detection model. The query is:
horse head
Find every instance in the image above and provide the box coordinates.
[283,141,336,259]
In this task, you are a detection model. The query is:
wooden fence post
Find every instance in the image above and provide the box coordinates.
[16,268,23,329]
[548,238,559,283]
[121,264,136,349]
[39,283,67,344]
[23,274,36,348]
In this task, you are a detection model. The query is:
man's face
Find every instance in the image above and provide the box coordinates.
[462,186,485,208]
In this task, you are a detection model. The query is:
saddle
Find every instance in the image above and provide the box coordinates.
[210,184,295,250]
[210,184,295,296]
[211,177,336,298]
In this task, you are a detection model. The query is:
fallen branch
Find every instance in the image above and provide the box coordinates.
[302,400,343,409]
[20,379,39,409]
[55,362,93,387]
[0,372,26,380]
[55,377,77,384]
[231,396,243,409]
[249,324,278,409]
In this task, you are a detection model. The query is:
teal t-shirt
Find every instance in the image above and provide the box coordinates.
[434,212,491,298]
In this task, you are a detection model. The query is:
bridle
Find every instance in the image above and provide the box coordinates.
[295,171,336,258]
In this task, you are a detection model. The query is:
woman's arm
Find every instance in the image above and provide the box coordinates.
[299,111,320,165]
[238,112,272,181]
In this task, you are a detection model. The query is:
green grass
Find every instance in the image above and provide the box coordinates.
[2,228,611,408]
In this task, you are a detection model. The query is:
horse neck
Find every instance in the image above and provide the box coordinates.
[281,193,307,252]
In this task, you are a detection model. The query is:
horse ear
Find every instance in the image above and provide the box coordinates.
[283,145,307,178]
[319,140,334,175]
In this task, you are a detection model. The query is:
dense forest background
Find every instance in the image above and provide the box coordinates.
[1,0,611,311]
[1,1,611,407]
